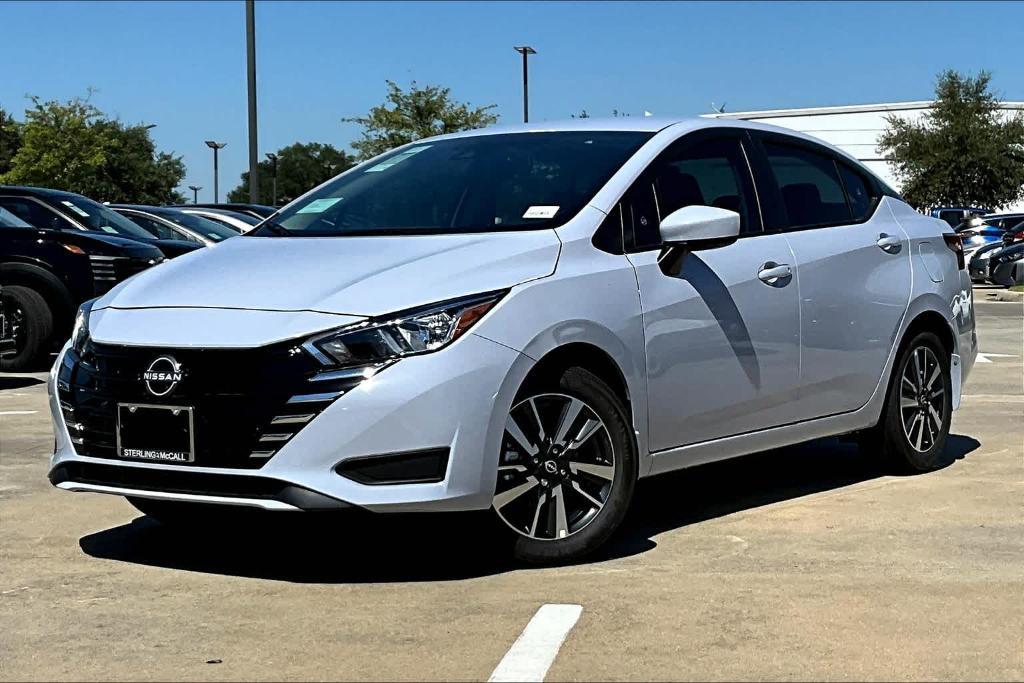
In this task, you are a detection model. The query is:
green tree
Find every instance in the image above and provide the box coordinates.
[344,80,498,160]
[228,142,356,204]
[0,107,22,176]
[878,70,1024,210]
[0,95,186,204]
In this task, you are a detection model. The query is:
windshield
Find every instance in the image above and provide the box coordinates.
[150,209,238,242]
[53,195,155,240]
[255,131,653,237]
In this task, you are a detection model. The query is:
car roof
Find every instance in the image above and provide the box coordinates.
[425,116,832,140]
[0,185,84,200]
[414,117,872,170]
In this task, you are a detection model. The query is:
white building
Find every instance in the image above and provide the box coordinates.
[705,101,1024,212]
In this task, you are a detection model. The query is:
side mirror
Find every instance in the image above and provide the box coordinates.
[659,205,740,245]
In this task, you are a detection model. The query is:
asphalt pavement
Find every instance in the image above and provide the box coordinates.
[0,296,1020,681]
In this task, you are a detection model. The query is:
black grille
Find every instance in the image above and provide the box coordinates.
[58,340,366,469]
[89,255,160,295]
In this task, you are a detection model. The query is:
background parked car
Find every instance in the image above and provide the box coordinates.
[0,198,164,371]
[968,240,1010,283]
[0,187,200,259]
[999,221,1024,245]
[183,203,277,219]
[982,212,1024,230]
[111,205,240,246]
[955,216,1006,260]
[170,207,261,233]
[931,206,990,227]
[988,241,1024,287]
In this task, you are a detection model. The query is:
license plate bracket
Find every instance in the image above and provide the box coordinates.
[116,403,196,463]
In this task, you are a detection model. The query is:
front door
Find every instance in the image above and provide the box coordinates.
[623,133,802,451]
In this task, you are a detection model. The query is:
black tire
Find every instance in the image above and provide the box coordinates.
[872,331,953,472]
[496,366,638,564]
[0,285,54,372]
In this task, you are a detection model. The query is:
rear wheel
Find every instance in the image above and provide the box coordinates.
[0,285,53,372]
[493,367,637,564]
[870,332,953,472]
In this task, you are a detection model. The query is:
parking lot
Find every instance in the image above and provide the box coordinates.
[0,292,1020,681]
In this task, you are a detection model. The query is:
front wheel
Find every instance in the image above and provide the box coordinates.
[0,285,53,372]
[492,367,637,564]
[873,332,953,472]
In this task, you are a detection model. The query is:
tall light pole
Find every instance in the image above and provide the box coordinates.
[205,140,227,202]
[246,0,260,205]
[265,152,278,207]
[513,46,536,123]
[188,185,202,204]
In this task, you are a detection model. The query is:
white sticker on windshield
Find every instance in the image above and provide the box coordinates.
[523,205,559,219]
[61,200,90,217]
[364,145,431,173]
[100,225,118,234]
[297,197,343,214]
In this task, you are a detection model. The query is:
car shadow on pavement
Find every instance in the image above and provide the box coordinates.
[0,375,45,390]
[79,434,980,584]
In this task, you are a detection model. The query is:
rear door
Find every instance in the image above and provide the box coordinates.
[625,130,802,451]
[749,133,912,419]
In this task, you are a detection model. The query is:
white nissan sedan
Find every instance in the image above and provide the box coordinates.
[50,118,976,563]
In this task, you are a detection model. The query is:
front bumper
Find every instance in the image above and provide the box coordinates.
[49,332,531,513]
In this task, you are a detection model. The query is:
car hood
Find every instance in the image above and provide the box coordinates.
[95,230,561,316]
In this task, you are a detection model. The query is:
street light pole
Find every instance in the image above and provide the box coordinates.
[513,46,536,123]
[188,185,202,204]
[246,0,260,204]
[204,140,227,202]
[265,153,278,207]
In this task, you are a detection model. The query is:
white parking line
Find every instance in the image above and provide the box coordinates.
[489,604,583,683]
[975,352,1016,364]
[0,411,37,416]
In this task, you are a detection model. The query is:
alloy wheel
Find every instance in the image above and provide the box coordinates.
[493,392,615,540]
[2,296,26,356]
[899,346,946,452]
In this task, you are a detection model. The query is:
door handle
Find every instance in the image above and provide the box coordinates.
[877,233,902,254]
[758,261,792,287]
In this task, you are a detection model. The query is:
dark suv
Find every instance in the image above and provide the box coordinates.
[0,188,166,371]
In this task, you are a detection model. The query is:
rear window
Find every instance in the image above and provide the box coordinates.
[764,142,851,229]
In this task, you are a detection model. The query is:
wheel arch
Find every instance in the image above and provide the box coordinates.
[520,342,632,411]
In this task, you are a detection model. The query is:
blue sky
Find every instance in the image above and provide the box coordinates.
[3,0,1024,202]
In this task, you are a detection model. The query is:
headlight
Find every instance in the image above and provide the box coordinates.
[71,300,96,355]
[304,291,506,367]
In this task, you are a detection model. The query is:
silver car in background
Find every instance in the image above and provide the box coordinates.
[49,118,976,563]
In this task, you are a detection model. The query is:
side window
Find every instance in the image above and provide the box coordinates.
[123,213,179,241]
[837,163,878,221]
[764,142,852,229]
[0,197,76,231]
[655,138,755,234]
